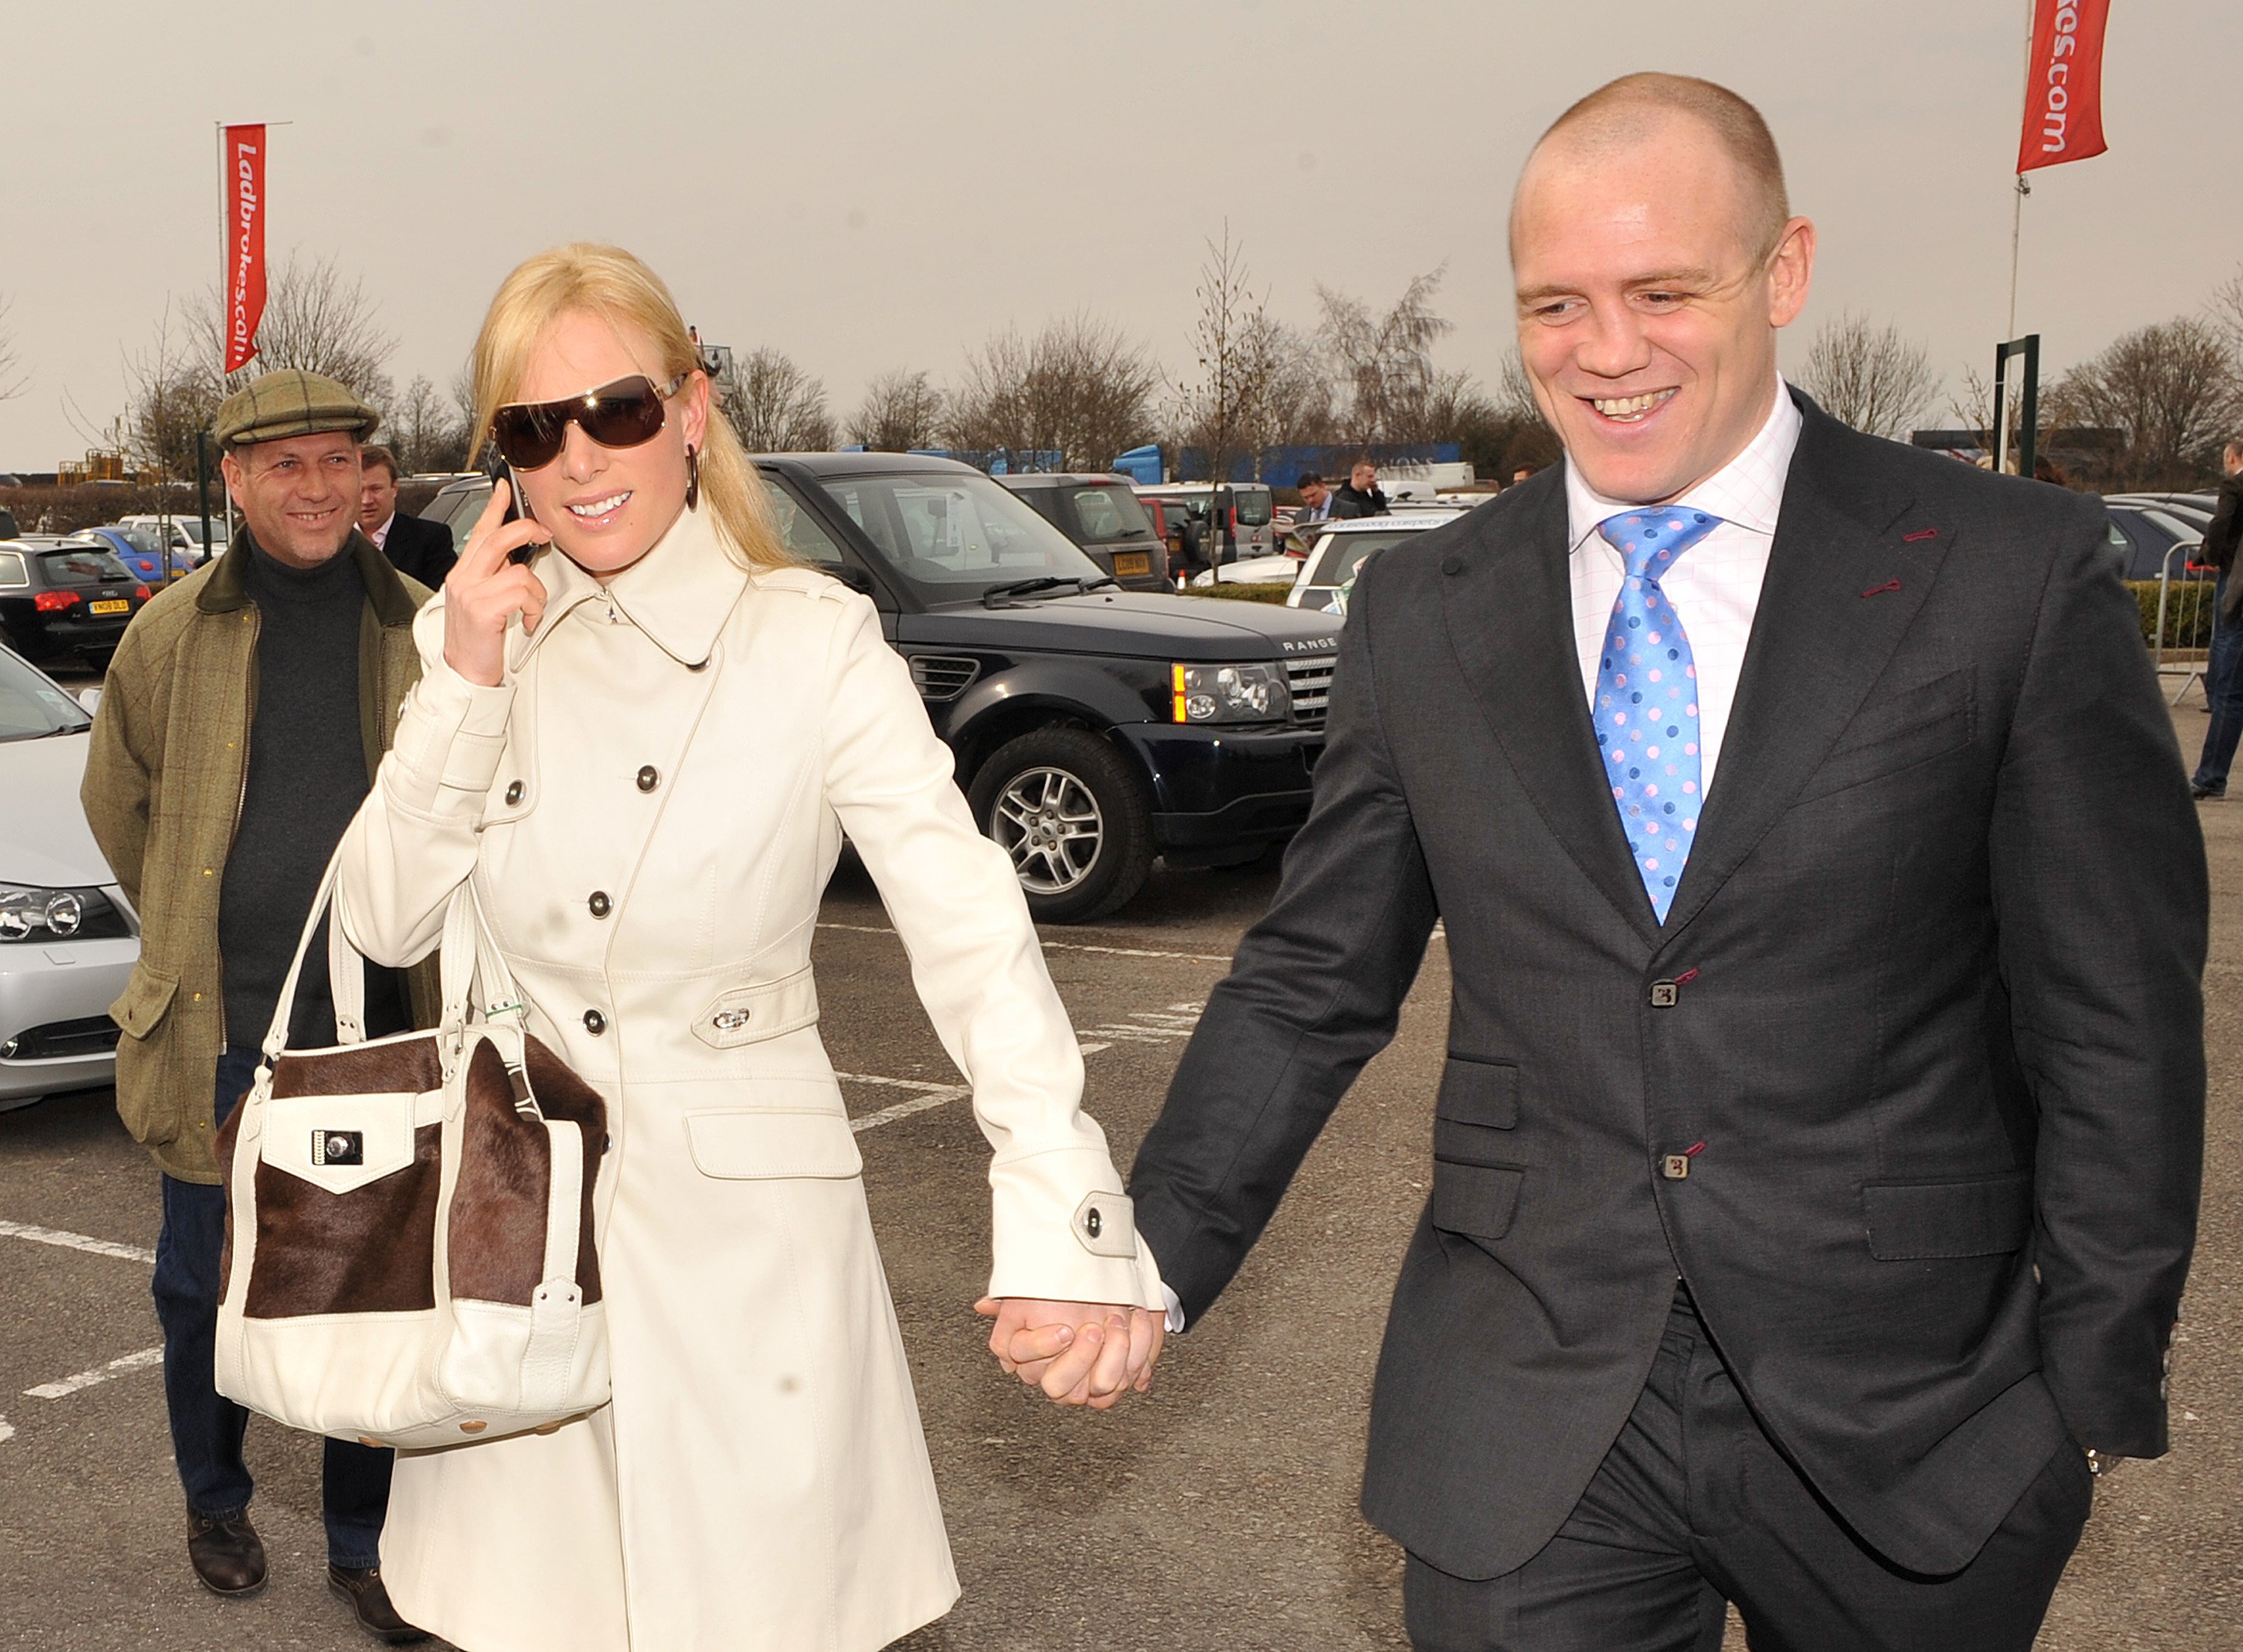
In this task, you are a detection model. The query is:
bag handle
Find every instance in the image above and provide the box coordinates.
[260,845,524,1076]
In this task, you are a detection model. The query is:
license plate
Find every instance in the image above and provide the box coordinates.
[90,600,130,614]
[1113,552,1150,576]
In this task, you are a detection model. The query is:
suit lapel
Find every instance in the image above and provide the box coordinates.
[1443,479,1667,949]
[1658,413,1951,940]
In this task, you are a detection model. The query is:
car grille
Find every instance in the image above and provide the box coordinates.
[909,654,981,703]
[1,1015,121,1062]
[1286,654,1336,730]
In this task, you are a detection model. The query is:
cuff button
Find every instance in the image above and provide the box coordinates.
[504,780,524,806]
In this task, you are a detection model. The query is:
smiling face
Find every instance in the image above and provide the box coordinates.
[222,432,363,567]
[508,307,709,580]
[1511,111,1813,504]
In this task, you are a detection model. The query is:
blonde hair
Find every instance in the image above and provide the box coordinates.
[469,243,792,573]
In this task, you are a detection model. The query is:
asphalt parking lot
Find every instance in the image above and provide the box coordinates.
[1,700,2237,1651]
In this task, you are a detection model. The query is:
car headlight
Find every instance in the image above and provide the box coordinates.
[1171,662,1289,725]
[0,886,130,943]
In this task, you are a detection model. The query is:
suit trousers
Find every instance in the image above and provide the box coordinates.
[1403,1291,2092,1652]
[2192,576,2243,793]
[150,1047,393,1568]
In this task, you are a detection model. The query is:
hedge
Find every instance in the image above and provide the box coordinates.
[2130,579,2218,650]
[1178,582,1293,605]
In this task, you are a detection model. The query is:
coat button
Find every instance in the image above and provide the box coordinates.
[636,765,659,792]
[504,780,524,806]
[588,891,612,919]
[583,1009,606,1035]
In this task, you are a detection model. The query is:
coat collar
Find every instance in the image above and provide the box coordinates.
[1442,395,1954,951]
[515,502,749,673]
[196,525,420,627]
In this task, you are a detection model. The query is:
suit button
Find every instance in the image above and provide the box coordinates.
[636,765,659,792]
[1649,981,1680,1008]
[1661,1155,1690,1180]
[588,891,612,919]
[582,1009,606,1035]
[504,780,524,806]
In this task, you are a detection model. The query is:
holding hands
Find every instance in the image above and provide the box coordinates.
[975,1296,1166,1411]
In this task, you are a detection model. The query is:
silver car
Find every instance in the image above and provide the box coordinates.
[0,647,137,1109]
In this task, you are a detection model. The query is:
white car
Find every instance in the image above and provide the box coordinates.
[1286,511,1474,615]
[0,649,138,1109]
[117,512,228,566]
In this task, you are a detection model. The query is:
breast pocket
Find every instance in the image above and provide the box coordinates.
[1796,668,1975,804]
[1430,1054,1525,1242]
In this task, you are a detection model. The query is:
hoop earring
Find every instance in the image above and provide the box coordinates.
[685,445,701,511]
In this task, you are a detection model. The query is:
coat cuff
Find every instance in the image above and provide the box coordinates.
[988,1147,1167,1310]
[383,657,516,818]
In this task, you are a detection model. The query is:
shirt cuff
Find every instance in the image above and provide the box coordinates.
[1163,1283,1184,1334]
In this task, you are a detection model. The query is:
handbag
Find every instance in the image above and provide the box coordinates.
[212,854,611,1449]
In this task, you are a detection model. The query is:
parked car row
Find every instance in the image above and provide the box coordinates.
[0,540,153,672]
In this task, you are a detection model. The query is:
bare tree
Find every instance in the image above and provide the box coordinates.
[2209,263,2243,362]
[0,295,24,402]
[390,374,473,474]
[2046,318,2241,490]
[1317,268,1453,447]
[187,252,397,402]
[719,348,835,452]
[1169,229,1280,484]
[120,301,223,482]
[1792,312,1939,440]
[848,369,944,451]
[945,314,1158,472]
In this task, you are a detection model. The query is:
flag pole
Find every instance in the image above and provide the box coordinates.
[2005,0,2034,343]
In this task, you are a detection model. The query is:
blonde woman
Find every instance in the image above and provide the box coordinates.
[334,244,1167,1652]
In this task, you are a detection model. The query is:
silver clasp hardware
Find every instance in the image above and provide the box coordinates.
[712,1008,753,1032]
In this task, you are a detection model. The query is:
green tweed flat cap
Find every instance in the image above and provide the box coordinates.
[214,368,381,451]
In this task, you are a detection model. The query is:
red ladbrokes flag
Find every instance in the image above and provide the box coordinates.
[2017,0,2111,173]
[222,124,267,374]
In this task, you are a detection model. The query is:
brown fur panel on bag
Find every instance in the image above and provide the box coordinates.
[243,1121,443,1318]
[448,1037,607,1306]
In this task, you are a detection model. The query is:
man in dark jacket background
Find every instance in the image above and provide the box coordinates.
[83,369,434,1645]
[1332,459,1389,519]
[359,443,458,589]
[2191,438,2243,798]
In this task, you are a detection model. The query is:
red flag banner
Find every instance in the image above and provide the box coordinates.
[222,123,267,374]
[2016,0,2111,173]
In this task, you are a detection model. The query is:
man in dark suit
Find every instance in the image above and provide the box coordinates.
[358,444,458,588]
[1123,73,2205,1651]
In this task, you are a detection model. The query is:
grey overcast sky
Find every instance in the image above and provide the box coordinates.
[2,0,2238,469]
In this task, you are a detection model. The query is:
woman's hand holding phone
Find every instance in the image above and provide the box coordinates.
[443,477,553,687]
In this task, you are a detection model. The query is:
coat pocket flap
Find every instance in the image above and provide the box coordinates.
[259,1091,429,1196]
[1435,1055,1519,1130]
[691,967,820,1050]
[686,1108,864,1180]
[1431,1161,1525,1242]
[1863,1171,2032,1260]
[110,962,179,1040]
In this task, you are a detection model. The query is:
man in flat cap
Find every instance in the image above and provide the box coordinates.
[84,367,438,1644]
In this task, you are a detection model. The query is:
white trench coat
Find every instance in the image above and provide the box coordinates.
[336,503,1164,1652]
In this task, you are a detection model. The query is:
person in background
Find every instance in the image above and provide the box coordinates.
[1512,463,1539,485]
[1332,458,1388,519]
[1297,472,1335,526]
[81,369,438,1644]
[2191,437,2243,799]
[360,444,459,588]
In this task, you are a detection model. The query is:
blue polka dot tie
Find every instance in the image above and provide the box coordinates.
[1592,508,1723,922]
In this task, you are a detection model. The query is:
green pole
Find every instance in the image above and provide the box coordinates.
[196,430,213,576]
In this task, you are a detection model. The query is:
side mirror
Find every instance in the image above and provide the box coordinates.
[75,687,103,715]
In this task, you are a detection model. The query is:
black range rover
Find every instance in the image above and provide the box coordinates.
[760,453,1340,922]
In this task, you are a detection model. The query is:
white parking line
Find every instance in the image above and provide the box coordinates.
[0,1220,156,1266]
[24,1346,163,1400]
[0,1414,13,1445]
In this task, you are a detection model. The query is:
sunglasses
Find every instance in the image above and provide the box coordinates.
[490,372,689,470]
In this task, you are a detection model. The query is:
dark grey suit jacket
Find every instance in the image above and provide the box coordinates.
[380,511,458,591]
[1130,395,2206,1580]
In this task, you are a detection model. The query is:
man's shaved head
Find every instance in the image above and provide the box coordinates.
[1523,73,1790,264]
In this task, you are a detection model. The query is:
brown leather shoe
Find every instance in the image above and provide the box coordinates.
[328,1565,430,1645]
[185,1509,267,1597]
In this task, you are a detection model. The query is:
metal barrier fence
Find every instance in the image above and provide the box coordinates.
[2153,543,2217,704]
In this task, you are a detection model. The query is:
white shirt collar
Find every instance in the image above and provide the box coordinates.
[1564,377,1802,552]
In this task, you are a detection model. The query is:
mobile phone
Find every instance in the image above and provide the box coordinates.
[487,458,541,563]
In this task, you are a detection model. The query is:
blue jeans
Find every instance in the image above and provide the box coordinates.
[150,1047,393,1568]
[2194,576,2243,793]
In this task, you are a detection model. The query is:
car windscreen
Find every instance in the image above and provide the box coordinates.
[1307,530,1418,588]
[1061,484,1155,544]
[1231,487,1273,528]
[0,647,93,741]
[102,523,165,555]
[810,472,1107,596]
[38,548,134,586]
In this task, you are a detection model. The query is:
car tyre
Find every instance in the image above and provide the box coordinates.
[969,727,1154,925]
